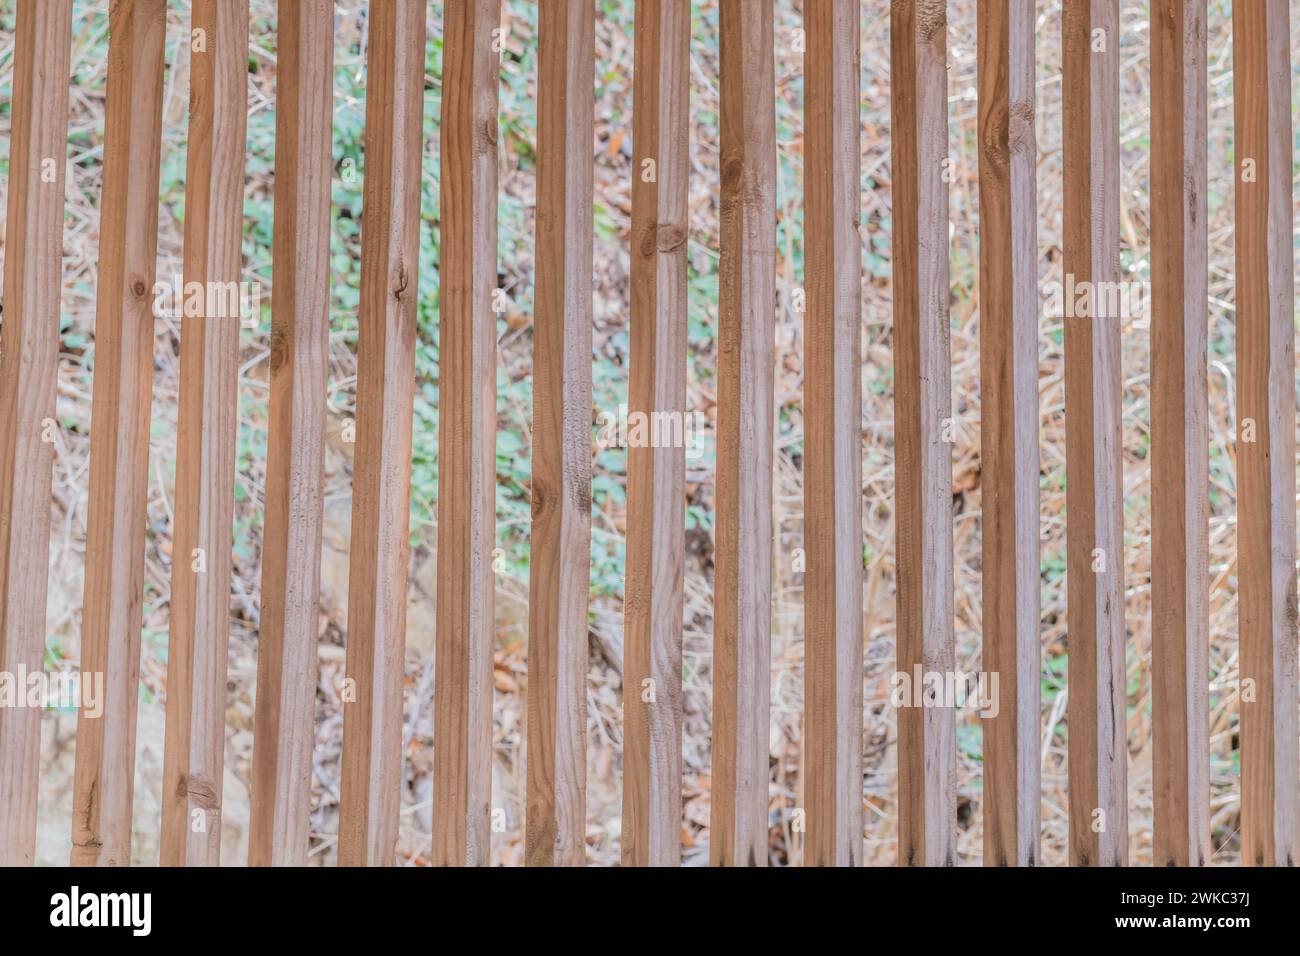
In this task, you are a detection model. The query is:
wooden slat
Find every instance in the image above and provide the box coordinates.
[160,0,249,867]
[249,0,334,867]
[891,0,954,867]
[976,0,1039,867]
[1232,0,1298,868]
[621,0,689,868]
[337,0,426,867]
[70,0,167,868]
[434,0,500,869]
[1062,0,1126,867]
[0,0,73,866]
[1150,0,1209,868]
[524,0,593,868]
[710,0,774,868]
[803,0,862,867]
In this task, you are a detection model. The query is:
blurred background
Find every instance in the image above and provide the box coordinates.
[0,0,1294,865]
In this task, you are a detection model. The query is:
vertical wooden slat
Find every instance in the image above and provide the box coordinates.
[803,0,862,868]
[250,0,334,867]
[710,0,775,868]
[525,0,593,868]
[621,0,689,868]
[434,0,500,869]
[337,0,426,868]
[976,0,1039,867]
[70,0,167,868]
[891,0,954,867]
[160,0,249,867]
[1062,0,1126,867]
[1150,0,1209,868]
[1232,0,1298,868]
[0,0,73,866]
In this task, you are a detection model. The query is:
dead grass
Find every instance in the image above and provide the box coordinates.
[0,0,1294,866]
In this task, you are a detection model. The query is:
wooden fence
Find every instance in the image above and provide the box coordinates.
[0,0,1295,867]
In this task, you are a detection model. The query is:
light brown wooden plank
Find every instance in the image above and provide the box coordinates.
[1150,0,1209,868]
[69,0,167,868]
[0,0,73,867]
[337,0,427,867]
[525,0,593,868]
[621,0,689,868]
[1232,0,1298,868]
[892,0,954,868]
[710,0,775,868]
[250,0,334,868]
[434,0,500,869]
[803,0,862,868]
[1062,0,1126,867]
[160,0,249,867]
[976,0,1039,867]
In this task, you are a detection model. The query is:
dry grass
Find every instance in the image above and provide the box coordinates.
[0,0,1295,866]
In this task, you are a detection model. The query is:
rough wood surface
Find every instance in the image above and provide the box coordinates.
[803,0,862,867]
[1150,0,1209,869]
[250,0,334,868]
[621,0,690,868]
[976,0,1039,867]
[1062,0,1127,867]
[160,0,249,868]
[337,0,426,867]
[434,0,501,868]
[1232,0,1298,868]
[0,0,73,867]
[710,0,775,868]
[892,0,954,867]
[69,0,166,868]
[525,0,594,868]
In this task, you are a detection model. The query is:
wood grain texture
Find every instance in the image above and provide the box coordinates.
[525,0,593,868]
[1062,0,1126,867]
[250,0,334,867]
[434,0,500,868]
[160,0,249,867]
[1232,0,1298,868]
[70,0,167,868]
[1149,0,1209,868]
[891,0,954,867]
[622,0,689,868]
[0,0,73,867]
[337,0,426,867]
[710,0,775,868]
[803,0,862,868]
[976,0,1039,867]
